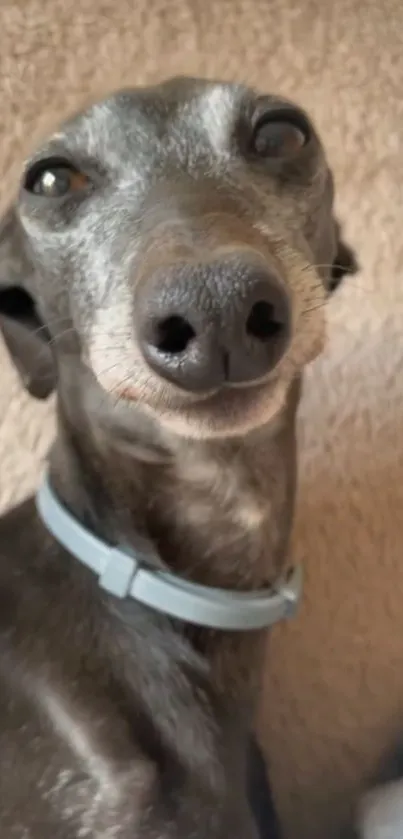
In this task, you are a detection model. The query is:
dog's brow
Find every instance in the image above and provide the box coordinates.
[28,138,68,160]
[195,85,239,154]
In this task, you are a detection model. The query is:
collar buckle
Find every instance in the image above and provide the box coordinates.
[99,549,138,598]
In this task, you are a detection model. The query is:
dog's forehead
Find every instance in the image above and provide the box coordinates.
[50,80,253,163]
[78,79,247,128]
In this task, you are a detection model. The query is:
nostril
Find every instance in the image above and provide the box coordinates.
[246,300,284,342]
[155,315,196,355]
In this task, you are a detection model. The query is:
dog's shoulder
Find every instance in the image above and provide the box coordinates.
[0,498,248,839]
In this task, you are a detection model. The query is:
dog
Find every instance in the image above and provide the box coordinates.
[0,77,357,838]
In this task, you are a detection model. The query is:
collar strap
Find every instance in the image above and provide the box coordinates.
[36,476,303,632]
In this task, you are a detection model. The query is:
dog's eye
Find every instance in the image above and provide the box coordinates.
[24,160,90,198]
[251,114,308,159]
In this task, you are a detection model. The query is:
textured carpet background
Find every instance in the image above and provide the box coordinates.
[1,1,402,837]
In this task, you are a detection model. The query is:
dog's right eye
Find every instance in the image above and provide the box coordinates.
[250,114,309,159]
[24,159,91,198]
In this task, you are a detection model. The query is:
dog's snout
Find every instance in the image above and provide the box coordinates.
[136,256,291,393]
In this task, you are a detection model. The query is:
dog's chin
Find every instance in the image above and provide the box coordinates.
[136,376,292,441]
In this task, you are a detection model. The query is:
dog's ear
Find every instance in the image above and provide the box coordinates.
[329,221,359,292]
[0,209,56,399]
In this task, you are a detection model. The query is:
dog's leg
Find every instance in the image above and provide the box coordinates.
[248,737,282,839]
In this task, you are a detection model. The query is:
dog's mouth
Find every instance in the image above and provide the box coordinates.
[113,370,291,440]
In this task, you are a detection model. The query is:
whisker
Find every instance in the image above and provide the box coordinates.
[302,261,359,276]
[21,317,73,341]
[298,263,385,300]
[46,327,77,348]
[304,301,326,316]
[24,316,133,343]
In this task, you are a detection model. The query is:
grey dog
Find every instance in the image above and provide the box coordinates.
[0,77,356,837]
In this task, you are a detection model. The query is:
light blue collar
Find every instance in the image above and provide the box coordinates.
[36,475,303,632]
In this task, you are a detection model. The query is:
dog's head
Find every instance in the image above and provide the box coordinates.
[0,78,357,440]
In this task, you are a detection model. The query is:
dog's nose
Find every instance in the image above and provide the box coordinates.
[136,258,291,392]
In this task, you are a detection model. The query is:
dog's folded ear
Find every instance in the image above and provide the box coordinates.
[330,221,359,292]
[0,209,55,399]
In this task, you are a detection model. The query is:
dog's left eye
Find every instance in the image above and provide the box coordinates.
[251,113,309,159]
[24,160,91,198]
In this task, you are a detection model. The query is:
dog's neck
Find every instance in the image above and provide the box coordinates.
[48,377,300,704]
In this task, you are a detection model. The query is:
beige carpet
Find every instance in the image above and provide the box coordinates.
[1,1,403,836]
